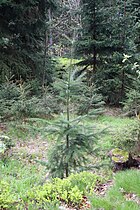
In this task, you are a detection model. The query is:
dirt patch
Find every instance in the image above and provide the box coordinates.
[94,180,113,196]
[104,107,122,116]
[12,136,48,162]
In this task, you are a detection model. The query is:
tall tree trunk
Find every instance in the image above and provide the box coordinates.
[42,31,48,87]
[48,8,53,55]
[120,0,126,101]
[92,2,96,84]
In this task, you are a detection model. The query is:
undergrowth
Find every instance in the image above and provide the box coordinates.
[0,115,139,209]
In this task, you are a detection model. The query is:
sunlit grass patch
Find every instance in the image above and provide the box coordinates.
[90,169,140,210]
[114,170,140,196]
[0,159,46,199]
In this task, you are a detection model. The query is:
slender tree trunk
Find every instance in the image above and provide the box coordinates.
[92,2,96,84]
[66,66,70,177]
[120,69,125,101]
[48,8,53,55]
[65,40,74,177]
[120,0,126,100]
[65,43,73,177]
[42,31,48,87]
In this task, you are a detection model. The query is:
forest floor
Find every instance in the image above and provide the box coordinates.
[0,113,140,209]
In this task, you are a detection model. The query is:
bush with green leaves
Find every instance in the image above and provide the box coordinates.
[17,202,60,210]
[38,88,62,116]
[0,135,14,155]
[112,120,140,153]
[0,181,16,209]
[0,80,62,120]
[27,171,98,207]
[123,71,140,116]
[0,82,20,118]
[0,81,38,119]
[123,88,140,116]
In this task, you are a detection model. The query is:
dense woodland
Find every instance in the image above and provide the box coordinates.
[0,0,140,209]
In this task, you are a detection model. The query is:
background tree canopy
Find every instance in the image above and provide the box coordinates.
[0,0,140,104]
[0,0,58,84]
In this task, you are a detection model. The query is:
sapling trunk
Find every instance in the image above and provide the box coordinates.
[66,73,70,177]
[65,44,73,177]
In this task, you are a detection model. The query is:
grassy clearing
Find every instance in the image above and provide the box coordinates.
[2,115,137,174]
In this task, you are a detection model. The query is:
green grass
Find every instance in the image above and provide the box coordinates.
[114,170,140,196]
[90,169,140,210]
[0,159,46,200]
[5,114,136,170]
[87,115,136,150]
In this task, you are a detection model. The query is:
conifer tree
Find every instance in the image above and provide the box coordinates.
[76,0,139,105]
[0,0,58,83]
[45,37,104,177]
[46,65,103,178]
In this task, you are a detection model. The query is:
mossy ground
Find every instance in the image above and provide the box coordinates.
[111,148,129,163]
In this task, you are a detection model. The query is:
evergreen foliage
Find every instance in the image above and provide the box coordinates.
[46,61,104,178]
[75,0,139,105]
[123,70,140,116]
[0,0,58,83]
[77,85,105,115]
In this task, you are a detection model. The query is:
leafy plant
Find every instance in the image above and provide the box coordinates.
[112,120,140,153]
[38,87,62,116]
[123,70,140,116]
[123,88,140,117]
[27,171,98,206]
[0,81,38,119]
[0,81,20,119]
[0,159,46,199]
[0,181,16,209]
[0,135,14,161]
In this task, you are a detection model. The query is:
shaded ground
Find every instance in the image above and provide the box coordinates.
[104,107,122,116]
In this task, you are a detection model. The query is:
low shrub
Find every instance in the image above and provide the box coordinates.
[0,82,20,119]
[111,120,140,154]
[0,81,61,120]
[0,82,38,119]
[27,171,99,206]
[0,181,16,209]
[77,85,105,115]
[0,135,14,161]
[67,171,99,194]
[123,74,140,117]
